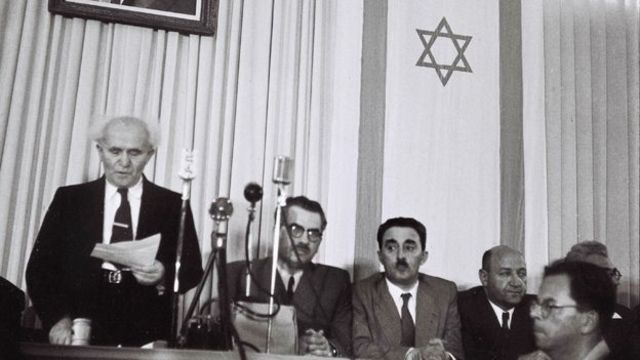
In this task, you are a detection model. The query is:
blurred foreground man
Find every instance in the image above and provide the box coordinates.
[27,116,203,346]
[227,196,352,357]
[520,261,615,360]
[353,217,463,360]
[458,245,535,359]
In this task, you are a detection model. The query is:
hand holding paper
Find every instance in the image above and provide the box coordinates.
[91,234,160,268]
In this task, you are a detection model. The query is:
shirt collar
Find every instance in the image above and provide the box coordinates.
[385,277,419,300]
[487,297,515,325]
[105,176,144,200]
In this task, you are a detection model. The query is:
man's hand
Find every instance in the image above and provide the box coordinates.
[419,338,448,360]
[49,316,72,345]
[517,350,552,360]
[299,329,333,357]
[131,260,165,286]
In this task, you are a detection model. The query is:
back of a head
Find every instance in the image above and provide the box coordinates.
[565,241,608,262]
[543,261,616,332]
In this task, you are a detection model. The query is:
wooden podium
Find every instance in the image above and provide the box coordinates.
[20,342,346,360]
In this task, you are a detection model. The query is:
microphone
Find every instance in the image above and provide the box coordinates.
[243,183,263,205]
[272,156,293,185]
[209,198,233,237]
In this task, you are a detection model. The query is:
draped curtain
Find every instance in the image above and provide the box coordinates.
[523,0,640,306]
[0,0,362,321]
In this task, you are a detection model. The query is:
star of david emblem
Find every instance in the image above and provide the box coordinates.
[416,17,472,86]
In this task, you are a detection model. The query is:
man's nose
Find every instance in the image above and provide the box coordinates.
[509,273,524,286]
[118,152,131,166]
[529,302,541,319]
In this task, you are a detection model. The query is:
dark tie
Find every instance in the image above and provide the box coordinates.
[111,188,133,243]
[400,293,415,347]
[284,276,295,304]
[501,311,510,330]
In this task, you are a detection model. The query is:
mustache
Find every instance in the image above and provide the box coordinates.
[294,244,311,252]
[395,259,409,268]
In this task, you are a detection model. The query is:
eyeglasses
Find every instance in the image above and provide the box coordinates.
[530,299,582,319]
[608,268,622,282]
[285,222,323,243]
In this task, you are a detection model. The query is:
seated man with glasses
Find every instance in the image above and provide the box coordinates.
[520,261,616,360]
[227,196,352,357]
[564,241,632,359]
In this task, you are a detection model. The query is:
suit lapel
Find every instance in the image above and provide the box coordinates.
[137,178,155,239]
[479,292,502,335]
[415,277,439,346]
[373,278,403,346]
[83,177,106,245]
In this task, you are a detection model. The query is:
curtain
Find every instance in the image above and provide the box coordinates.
[523,0,640,306]
[0,0,363,323]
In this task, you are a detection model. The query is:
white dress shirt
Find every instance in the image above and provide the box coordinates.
[101,178,143,270]
[385,278,418,323]
[487,299,515,329]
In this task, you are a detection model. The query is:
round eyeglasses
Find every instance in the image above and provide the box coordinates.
[285,223,323,243]
[530,299,582,319]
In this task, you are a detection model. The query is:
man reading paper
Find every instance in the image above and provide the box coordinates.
[26,116,203,346]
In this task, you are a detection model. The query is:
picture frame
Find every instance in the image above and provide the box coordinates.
[48,0,218,36]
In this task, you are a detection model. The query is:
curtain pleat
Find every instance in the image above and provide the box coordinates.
[542,0,640,305]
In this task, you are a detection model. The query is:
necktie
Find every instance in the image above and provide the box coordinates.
[400,293,415,347]
[283,276,295,304]
[501,311,510,330]
[111,188,133,243]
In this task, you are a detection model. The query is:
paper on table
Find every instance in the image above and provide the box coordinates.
[90,234,161,268]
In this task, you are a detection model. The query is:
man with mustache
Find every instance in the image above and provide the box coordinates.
[352,217,463,359]
[520,261,615,360]
[227,196,352,357]
[457,245,535,359]
[26,116,204,346]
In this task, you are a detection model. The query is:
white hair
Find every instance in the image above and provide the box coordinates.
[89,115,161,149]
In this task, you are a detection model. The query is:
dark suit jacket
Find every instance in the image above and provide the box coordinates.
[0,277,24,357]
[457,286,535,360]
[353,272,463,360]
[227,257,352,356]
[26,177,203,344]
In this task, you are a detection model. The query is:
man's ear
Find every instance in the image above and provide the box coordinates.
[579,310,599,334]
[377,250,383,264]
[419,251,428,266]
[479,269,489,286]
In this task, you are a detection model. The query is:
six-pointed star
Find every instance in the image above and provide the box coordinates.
[416,17,472,86]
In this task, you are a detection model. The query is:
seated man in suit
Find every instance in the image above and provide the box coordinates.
[353,217,463,360]
[26,116,204,346]
[227,196,352,357]
[521,261,616,360]
[0,277,25,357]
[564,241,632,359]
[458,245,535,360]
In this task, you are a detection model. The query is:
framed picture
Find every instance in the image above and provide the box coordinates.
[48,0,218,36]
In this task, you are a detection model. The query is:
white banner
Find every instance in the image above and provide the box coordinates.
[383,0,500,288]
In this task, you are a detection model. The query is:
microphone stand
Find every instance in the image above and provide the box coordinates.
[177,199,233,350]
[265,183,287,353]
[170,151,196,348]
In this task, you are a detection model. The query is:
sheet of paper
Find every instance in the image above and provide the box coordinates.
[90,234,160,268]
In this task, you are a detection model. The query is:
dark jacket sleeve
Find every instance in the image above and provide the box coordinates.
[327,269,353,357]
[26,189,78,329]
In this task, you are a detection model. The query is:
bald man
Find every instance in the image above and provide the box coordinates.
[458,245,535,360]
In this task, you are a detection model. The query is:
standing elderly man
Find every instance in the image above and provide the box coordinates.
[520,261,616,360]
[27,116,204,346]
[227,196,352,357]
[353,217,463,360]
[458,245,535,360]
